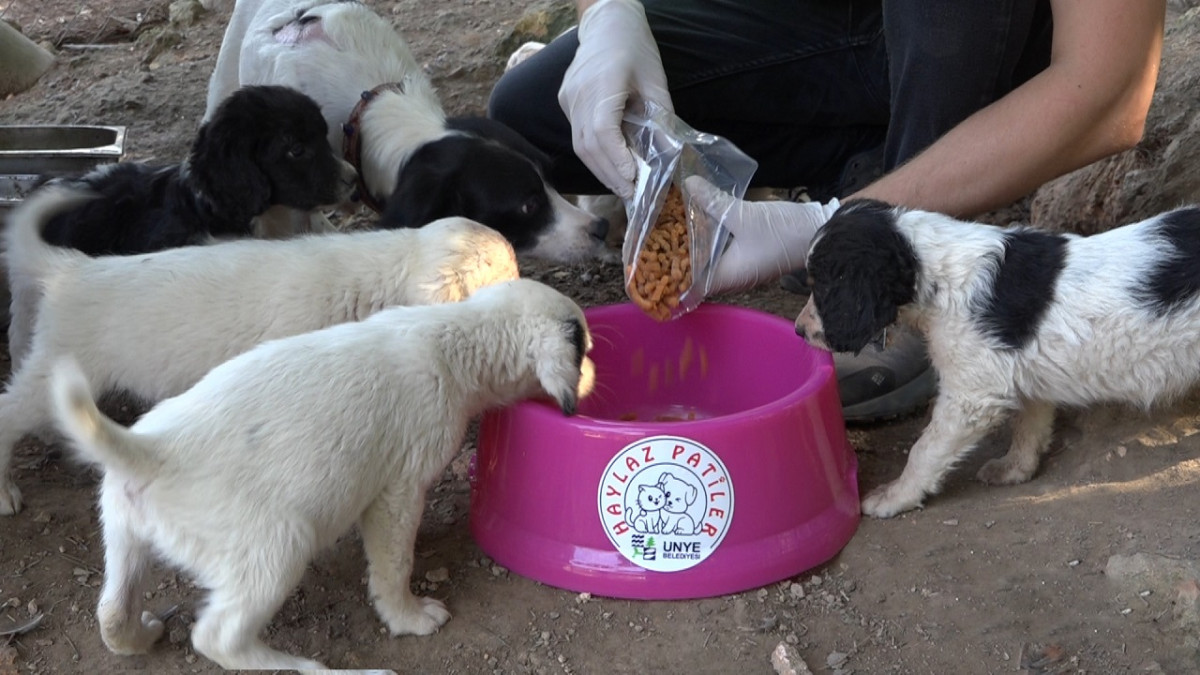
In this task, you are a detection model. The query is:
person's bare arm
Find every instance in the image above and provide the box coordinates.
[855,0,1165,218]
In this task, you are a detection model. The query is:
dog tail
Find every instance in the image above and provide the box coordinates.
[3,184,94,285]
[49,357,162,479]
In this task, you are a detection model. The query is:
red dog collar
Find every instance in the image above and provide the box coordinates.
[342,82,404,214]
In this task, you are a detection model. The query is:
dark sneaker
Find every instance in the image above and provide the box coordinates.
[833,326,936,423]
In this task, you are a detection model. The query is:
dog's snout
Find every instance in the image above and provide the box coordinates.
[588,217,609,242]
[795,298,830,351]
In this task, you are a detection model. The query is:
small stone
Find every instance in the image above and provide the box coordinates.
[425,567,450,583]
[826,651,848,668]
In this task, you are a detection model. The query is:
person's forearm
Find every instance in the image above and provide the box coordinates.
[856,0,1164,218]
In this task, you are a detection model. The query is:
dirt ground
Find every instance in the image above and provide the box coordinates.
[3,1,1200,673]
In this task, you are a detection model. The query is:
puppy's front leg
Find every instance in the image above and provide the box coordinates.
[862,391,1009,518]
[977,399,1056,485]
[359,484,452,636]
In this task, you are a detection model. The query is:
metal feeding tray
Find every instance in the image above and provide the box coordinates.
[0,125,126,174]
[0,125,126,211]
[0,125,126,328]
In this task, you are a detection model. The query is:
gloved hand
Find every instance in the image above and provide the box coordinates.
[558,0,673,200]
[684,176,840,295]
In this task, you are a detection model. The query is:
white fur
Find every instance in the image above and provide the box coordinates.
[207,0,611,262]
[0,185,519,515]
[797,206,1200,518]
[48,278,594,671]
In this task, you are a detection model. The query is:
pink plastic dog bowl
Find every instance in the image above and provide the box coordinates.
[470,303,859,600]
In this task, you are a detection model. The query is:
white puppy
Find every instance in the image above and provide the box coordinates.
[0,185,519,515]
[49,278,595,671]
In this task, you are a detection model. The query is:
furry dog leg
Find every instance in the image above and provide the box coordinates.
[359,482,451,636]
[189,571,323,671]
[0,364,58,514]
[95,492,163,655]
[976,399,1057,485]
[861,392,1010,518]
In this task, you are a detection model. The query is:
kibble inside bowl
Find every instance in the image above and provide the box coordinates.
[470,303,860,600]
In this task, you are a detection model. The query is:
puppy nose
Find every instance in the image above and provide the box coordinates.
[588,217,609,241]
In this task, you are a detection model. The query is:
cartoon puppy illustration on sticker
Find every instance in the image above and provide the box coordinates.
[657,471,701,535]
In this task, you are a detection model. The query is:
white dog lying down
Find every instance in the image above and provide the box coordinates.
[0,186,519,516]
[205,0,612,262]
[49,278,595,671]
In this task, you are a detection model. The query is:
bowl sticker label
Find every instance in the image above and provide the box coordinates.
[598,435,734,572]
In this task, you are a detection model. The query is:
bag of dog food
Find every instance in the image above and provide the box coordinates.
[621,102,758,321]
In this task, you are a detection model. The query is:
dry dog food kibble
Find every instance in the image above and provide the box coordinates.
[626,183,692,321]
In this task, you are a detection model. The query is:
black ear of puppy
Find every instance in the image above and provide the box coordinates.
[808,199,919,353]
[566,318,586,370]
[557,318,589,416]
[547,318,588,416]
[189,95,273,223]
[378,150,460,228]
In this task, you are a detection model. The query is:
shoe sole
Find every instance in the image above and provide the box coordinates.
[841,366,938,424]
[779,273,810,296]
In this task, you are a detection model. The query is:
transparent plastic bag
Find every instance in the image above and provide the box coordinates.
[621,102,758,321]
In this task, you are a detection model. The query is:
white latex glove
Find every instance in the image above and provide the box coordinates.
[685,176,840,295]
[558,0,673,200]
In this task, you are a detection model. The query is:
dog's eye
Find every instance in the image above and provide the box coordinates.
[519,196,541,216]
[286,143,309,160]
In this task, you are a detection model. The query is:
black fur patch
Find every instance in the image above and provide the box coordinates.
[566,318,587,370]
[379,117,608,253]
[40,85,340,256]
[974,229,1067,350]
[1138,208,1200,316]
[807,199,920,353]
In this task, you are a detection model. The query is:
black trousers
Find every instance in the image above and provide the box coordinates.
[488,0,1051,197]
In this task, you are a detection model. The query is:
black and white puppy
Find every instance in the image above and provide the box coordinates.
[49,278,594,670]
[0,185,520,516]
[205,0,614,263]
[796,198,1200,518]
[40,84,356,255]
[7,84,357,369]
